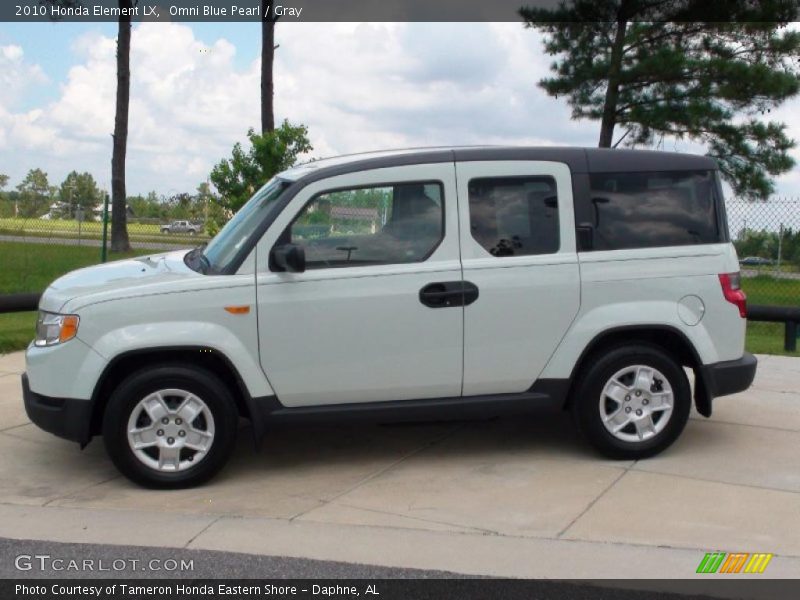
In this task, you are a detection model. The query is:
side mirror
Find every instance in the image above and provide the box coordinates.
[271,243,306,273]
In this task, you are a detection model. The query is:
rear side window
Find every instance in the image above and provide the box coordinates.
[587,171,721,251]
[468,176,559,257]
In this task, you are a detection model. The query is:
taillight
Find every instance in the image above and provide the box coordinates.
[719,273,747,318]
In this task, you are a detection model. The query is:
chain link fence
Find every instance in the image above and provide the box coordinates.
[727,197,800,308]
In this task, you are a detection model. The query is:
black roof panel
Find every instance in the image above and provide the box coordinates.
[291,146,718,184]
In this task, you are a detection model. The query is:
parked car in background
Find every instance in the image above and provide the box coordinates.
[739,256,774,266]
[160,220,201,235]
[23,147,757,488]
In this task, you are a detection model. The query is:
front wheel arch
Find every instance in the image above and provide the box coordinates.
[90,346,260,441]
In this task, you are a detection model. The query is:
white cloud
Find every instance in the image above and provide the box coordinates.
[0,44,48,108]
[0,22,798,199]
[0,23,261,193]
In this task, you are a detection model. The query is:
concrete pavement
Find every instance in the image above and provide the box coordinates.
[0,350,799,584]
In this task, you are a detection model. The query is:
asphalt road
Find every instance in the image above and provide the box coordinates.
[0,536,468,580]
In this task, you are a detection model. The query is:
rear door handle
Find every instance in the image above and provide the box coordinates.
[419,281,479,308]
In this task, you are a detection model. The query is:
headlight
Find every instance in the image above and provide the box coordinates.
[34,311,80,347]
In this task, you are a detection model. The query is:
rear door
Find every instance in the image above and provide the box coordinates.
[455,161,581,396]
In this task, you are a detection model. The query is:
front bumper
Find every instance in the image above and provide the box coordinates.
[701,352,758,398]
[21,373,93,445]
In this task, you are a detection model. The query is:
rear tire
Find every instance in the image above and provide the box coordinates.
[102,364,238,489]
[571,344,690,460]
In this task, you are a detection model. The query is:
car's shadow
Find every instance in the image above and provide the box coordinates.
[222,411,594,476]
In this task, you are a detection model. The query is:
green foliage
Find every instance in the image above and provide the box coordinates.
[520,0,800,198]
[0,174,8,193]
[210,121,312,220]
[127,191,165,220]
[58,171,103,218]
[734,227,800,267]
[15,168,51,218]
[193,180,221,235]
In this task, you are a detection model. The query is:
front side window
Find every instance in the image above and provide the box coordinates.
[283,181,444,269]
[587,171,720,250]
[468,176,559,257]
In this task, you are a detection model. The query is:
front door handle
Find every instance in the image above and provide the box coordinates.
[419,281,479,308]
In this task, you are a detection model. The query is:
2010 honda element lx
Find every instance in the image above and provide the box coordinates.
[22,147,757,488]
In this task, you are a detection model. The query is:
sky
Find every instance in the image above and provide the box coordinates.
[1,21,799,198]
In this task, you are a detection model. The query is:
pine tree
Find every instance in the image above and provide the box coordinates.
[520,0,800,198]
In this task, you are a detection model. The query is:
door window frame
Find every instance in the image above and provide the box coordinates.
[254,163,460,278]
[466,174,561,258]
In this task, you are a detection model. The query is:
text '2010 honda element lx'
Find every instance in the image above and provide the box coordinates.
[22,147,757,488]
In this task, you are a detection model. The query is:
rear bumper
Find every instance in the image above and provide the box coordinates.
[21,373,93,445]
[701,352,758,398]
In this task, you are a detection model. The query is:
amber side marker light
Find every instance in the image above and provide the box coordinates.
[59,315,80,343]
[224,305,250,315]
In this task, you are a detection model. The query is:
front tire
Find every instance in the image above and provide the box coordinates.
[571,344,691,460]
[102,364,238,488]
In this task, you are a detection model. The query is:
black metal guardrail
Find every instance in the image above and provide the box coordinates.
[1,294,797,351]
[747,304,800,352]
[0,293,40,314]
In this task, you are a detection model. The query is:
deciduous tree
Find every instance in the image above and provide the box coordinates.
[210,122,312,217]
[59,171,102,218]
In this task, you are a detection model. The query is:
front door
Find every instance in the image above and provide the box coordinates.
[455,161,581,396]
[255,163,464,407]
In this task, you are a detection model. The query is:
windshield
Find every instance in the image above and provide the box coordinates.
[199,178,291,274]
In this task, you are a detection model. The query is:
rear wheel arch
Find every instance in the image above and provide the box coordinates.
[570,342,692,458]
[565,325,712,416]
[90,346,255,438]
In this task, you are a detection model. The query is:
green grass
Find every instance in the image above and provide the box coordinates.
[741,275,799,356]
[0,241,151,294]
[0,312,35,354]
[746,322,797,356]
[741,275,800,307]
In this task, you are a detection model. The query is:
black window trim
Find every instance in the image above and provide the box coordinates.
[466,174,562,258]
[269,178,447,273]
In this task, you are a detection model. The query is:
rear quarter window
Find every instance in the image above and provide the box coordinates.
[586,170,722,251]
